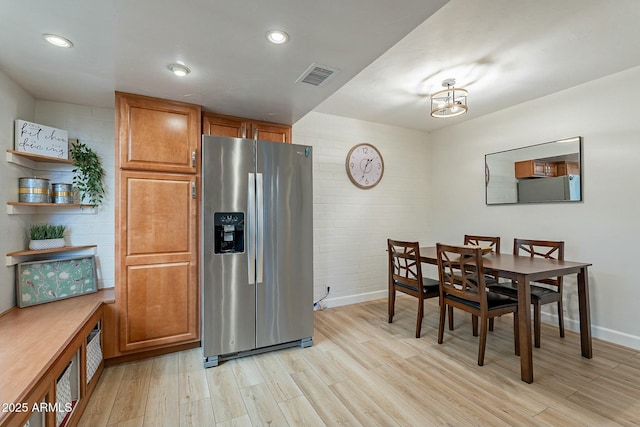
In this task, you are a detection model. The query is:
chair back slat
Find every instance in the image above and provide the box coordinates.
[513,238,565,288]
[388,239,422,289]
[437,243,486,306]
[464,235,500,253]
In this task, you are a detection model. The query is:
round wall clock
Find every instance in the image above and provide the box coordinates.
[345,143,384,189]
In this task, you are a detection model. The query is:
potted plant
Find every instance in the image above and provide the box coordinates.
[28,224,66,250]
[70,141,106,207]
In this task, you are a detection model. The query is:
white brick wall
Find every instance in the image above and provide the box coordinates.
[293,112,430,307]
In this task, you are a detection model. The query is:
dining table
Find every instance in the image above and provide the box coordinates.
[419,246,593,383]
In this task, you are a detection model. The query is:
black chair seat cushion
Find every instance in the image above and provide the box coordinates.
[469,274,499,286]
[395,277,440,294]
[447,291,517,310]
[488,282,559,301]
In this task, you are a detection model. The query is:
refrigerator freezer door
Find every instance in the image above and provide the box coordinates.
[255,141,314,348]
[202,136,256,356]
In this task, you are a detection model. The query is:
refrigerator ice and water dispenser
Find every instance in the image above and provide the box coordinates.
[213,212,244,254]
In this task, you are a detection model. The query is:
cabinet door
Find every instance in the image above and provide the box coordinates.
[118,171,199,352]
[203,112,292,143]
[116,92,201,173]
[556,161,580,176]
[533,161,547,176]
[250,120,291,143]
[202,113,246,137]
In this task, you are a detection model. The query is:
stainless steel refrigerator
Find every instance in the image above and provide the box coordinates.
[201,135,313,367]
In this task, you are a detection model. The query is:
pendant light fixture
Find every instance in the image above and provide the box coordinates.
[430,78,468,118]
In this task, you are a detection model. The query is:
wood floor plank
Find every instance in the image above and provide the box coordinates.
[178,348,210,404]
[179,398,215,427]
[143,353,180,427]
[253,352,303,402]
[375,362,506,426]
[300,344,349,385]
[106,360,152,425]
[215,414,252,427]
[275,347,313,374]
[329,379,400,427]
[323,347,441,426]
[291,369,362,426]
[239,382,289,426]
[205,366,247,423]
[278,395,325,427]
[107,416,144,427]
[230,357,264,389]
[79,363,126,427]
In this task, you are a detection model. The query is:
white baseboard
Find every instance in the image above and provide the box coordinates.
[541,312,640,351]
[322,290,387,309]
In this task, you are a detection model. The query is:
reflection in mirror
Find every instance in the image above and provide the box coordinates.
[485,136,582,205]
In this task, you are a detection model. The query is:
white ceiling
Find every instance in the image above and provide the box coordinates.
[321,0,640,132]
[2,0,640,133]
[0,0,447,125]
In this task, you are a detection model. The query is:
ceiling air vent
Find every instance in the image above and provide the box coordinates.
[296,63,338,87]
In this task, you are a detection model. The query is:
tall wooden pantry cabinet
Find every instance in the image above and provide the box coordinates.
[114,92,200,355]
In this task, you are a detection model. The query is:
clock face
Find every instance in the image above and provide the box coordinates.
[346,143,384,189]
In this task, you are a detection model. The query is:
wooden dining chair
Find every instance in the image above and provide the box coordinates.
[436,243,519,366]
[388,239,440,338]
[460,235,502,331]
[488,238,565,348]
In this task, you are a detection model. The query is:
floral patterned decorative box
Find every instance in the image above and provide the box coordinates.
[16,256,97,308]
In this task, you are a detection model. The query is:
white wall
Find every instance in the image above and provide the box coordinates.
[427,65,640,349]
[293,112,430,306]
[0,71,35,314]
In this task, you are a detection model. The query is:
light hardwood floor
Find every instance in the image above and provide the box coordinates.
[80,296,640,426]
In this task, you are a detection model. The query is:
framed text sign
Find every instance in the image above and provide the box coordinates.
[16,255,97,308]
[14,119,69,159]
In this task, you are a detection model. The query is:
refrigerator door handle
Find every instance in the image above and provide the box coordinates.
[247,173,256,285]
[256,172,264,284]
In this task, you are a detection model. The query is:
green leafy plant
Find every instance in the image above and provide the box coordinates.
[70,141,106,207]
[29,224,66,240]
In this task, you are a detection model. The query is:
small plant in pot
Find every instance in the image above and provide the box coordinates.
[28,224,66,250]
[70,141,106,207]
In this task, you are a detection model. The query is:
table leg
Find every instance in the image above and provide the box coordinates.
[517,274,533,383]
[578,266,593,358]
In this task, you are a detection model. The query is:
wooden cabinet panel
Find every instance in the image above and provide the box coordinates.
[123,262,196,348]
[250,120,291,143]
[556,161,580,176]
[202,112,291,143]
[116,92,201,173]
[126,174,192,255]
[118,170,198,353]
[202,113,245,138]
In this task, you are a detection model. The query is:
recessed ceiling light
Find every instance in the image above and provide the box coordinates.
[266,30,289,45]
[42,34,73,48]
[168,63,191,77]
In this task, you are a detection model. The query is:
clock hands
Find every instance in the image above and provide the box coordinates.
[360,157,375,180]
